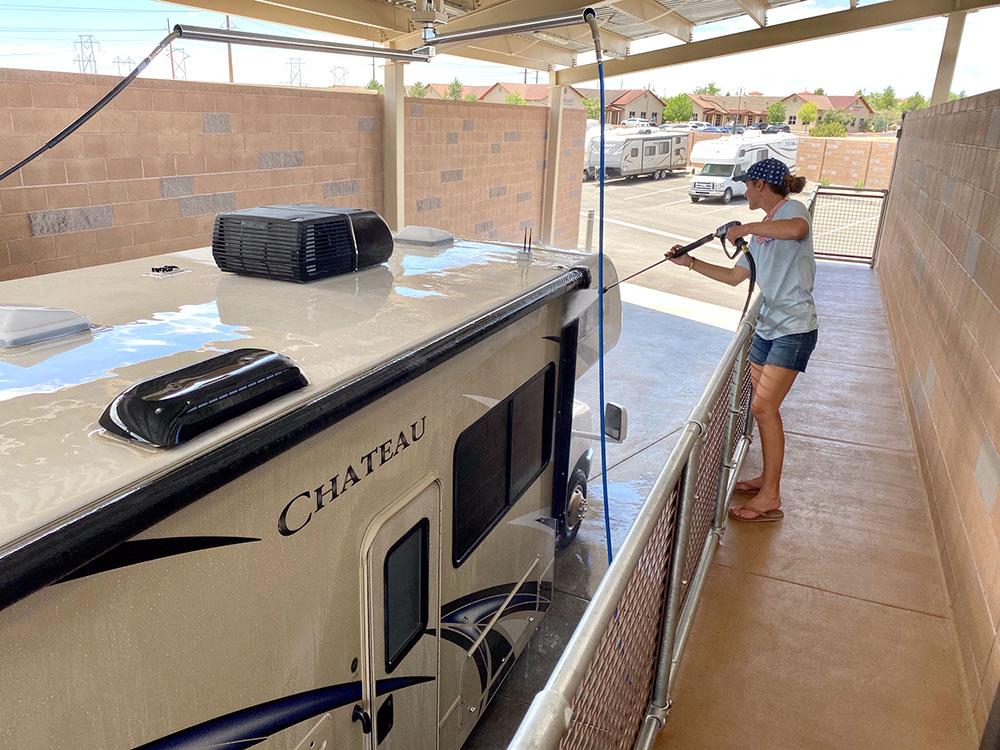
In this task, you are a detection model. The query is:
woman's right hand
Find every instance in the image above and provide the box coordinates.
[666,245,688,266]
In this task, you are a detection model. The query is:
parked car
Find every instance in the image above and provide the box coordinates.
[701,126,729,133]
[621,118,651,128]
[764,124,791,134]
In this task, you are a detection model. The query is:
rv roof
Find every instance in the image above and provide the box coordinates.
[0,239,590,556]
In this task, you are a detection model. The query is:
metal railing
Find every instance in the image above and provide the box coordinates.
[807,186,888,266]
[509,296,761,750]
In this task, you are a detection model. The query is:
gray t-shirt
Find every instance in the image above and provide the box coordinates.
[736,199,818,340]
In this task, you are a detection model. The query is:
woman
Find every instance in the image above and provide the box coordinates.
[666,158,818,523]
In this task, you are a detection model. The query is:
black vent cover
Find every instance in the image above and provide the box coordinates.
[212,205,394,282]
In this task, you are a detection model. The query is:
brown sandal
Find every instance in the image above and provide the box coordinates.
[728,505,784,523]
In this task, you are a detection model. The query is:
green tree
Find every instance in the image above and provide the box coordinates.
[810,109,849,137]
[505,92,527,106]
[445,78,463,100]
[948,90,967,101]
[872,85,896,111]
[901,92,928,112]
[799,101,818,127]
[463,93,478,102]
[407,82,428,98]
[582,96,601,120]
[694,82,720,95]
[662,93,693,123]
[365,78,383,94]
[813,87,825,95]
[767,101,786,124]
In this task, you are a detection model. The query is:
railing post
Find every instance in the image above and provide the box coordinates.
[585,209,596,253]
[634,426,704,749]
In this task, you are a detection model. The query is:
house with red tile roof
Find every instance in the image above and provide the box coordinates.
[780,92,875,132]
[687,93,783,126]
[478,82,586,108]
[424,83,491,101]
[575,88,666,124]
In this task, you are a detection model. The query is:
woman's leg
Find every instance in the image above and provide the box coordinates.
[734,363,765,492]
[730,363,799,520]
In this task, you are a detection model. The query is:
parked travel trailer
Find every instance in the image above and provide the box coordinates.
[584,129,689,181]
[0,221,622,750]
[688,132,798,203]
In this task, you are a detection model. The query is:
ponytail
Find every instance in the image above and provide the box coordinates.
[767,173,807,197]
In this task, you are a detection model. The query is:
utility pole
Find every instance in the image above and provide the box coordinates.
[225,15,234,83]
[73,34,99,74]
[167,19,175,79]
[523,68,527,84]
[112,56,135,76]
[288,58,304,86]
[171,48,190,80]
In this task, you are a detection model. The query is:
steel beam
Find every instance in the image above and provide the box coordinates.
[556,0,1000,85]
[166,0,387,41]
[252,0,412,33]
[457,35,577,67]
[387,0,606,50]
[733,0,767,26]
[610,0,693,41]
[536,25,630,58]
[383,61,406,232]
[931,11,966,105]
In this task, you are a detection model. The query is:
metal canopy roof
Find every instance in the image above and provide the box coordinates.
[169,0,811,71]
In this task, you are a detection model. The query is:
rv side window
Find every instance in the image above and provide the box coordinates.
[658,143,669,154]
[453,363,555,566]
[645,146,655,156]
[384,519,429,673]
[630,148,639,157]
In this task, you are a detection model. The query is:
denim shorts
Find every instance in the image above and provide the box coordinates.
[749,329,819,373]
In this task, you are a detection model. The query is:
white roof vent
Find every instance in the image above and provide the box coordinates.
[394,225,454,247]
[0,305,92,348]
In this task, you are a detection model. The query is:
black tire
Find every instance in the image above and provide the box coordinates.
[557,468,588,549]
[690,195,699,203]
[722,188,733,204]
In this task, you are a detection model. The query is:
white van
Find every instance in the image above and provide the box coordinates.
[688,132,798,203]
[0,222,622,750]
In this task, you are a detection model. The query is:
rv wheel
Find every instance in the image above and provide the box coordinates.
[558,469,588,549]
[690,196,699,203]
[722,188,733,204]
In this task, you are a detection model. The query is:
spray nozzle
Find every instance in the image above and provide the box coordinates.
[714,220,741,239]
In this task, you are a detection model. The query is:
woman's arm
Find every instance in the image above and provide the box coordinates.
[666,248,751,287]
[727,217,809,242]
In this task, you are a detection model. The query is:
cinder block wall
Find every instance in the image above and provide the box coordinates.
[877,89,1000,736]
[0,68,584,281]
[0,68,382,280]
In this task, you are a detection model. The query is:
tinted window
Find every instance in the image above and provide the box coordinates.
[658,143,669,154]
[630,148,638,157]
[453,364,555,566]
[645,146,655,156]
[384,519,428,673]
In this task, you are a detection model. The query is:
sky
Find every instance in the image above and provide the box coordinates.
[0,0,996,99]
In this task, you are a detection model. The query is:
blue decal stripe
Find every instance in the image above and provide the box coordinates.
[136,677,432,750]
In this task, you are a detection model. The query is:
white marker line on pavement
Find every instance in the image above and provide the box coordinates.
[661,198,693,207]
[589,215,695,243]
[621,185,690,200]
[619,283,738,331]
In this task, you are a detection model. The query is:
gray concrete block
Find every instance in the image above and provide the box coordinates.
[257,150,304,169]
[975,439,1000,512]
[202,112,230,133]
[29,204,113,236]
[504,131,521,142]
[179,192,236,217]
[410,104,424,117]
[324,179,360,198]
[516,191,532,203]
[416,197,441,212]
[447,132,459,145]
[537,159,546,170]
[463,119,474,132]
[488,185,507,199]
[160,175,193,199]
[475,220,494,233]
[357,116,376,133]
[963,232,982,276]
[490,143,501,154]
[441,169,463,183]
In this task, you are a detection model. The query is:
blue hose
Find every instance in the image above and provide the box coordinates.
[596,59,612,565]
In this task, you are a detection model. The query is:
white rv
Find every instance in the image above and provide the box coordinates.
[688,132,798,203]
[584,129,689,181]
[0,226,621,750]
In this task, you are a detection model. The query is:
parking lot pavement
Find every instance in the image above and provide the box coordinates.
[579,174,764,310]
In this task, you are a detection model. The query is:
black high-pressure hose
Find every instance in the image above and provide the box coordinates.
[604,220,757,321]
[0,30,180,184]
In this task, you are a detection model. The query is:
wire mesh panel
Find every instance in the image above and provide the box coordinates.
[560,487,679,750]
[679,387,730,592]
[809,187,887,264]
